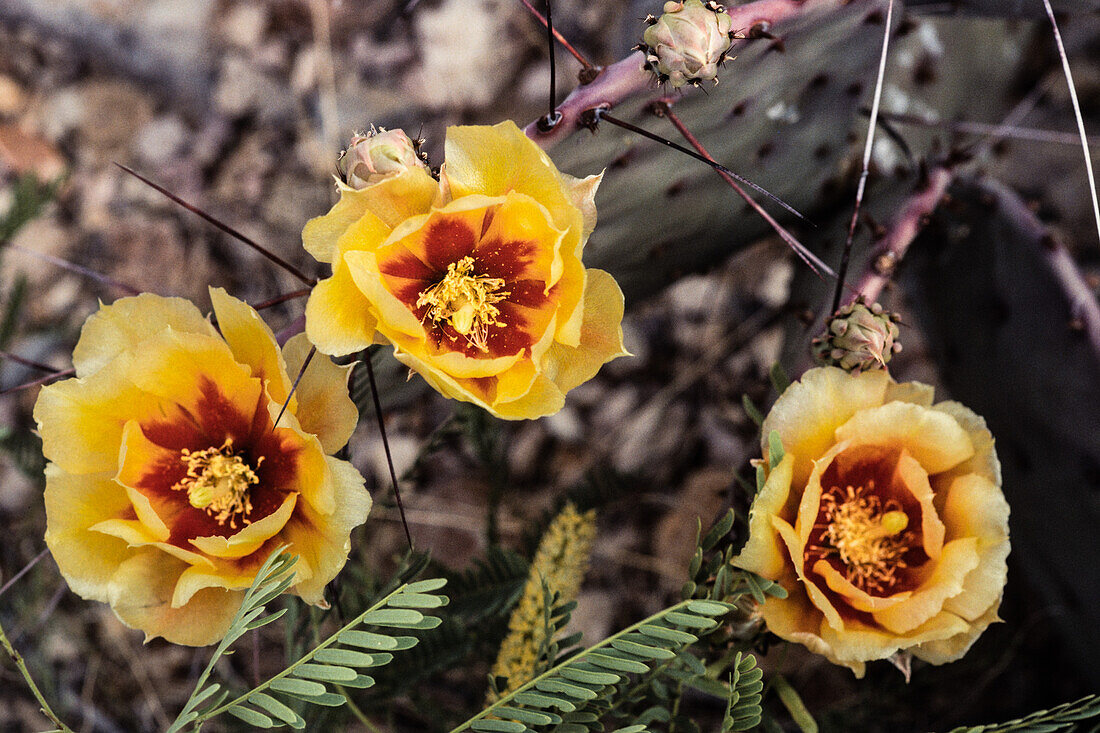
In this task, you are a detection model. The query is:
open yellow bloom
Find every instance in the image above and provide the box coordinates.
[35,289,370,646]
[303,120,628,420]
[733,367,1009,676]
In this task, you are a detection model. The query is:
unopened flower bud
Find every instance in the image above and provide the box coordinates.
[640,0,734,88]
[813,298,902,374]
[337,127,429,189]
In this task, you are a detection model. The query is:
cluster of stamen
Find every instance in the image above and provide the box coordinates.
[171,438,262,528]
[416,256,510,352]
[807,481,911,593]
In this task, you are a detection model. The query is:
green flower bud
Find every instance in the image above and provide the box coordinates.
[640,0,734,88]
[337,127,429,189]
[813,298,903,374]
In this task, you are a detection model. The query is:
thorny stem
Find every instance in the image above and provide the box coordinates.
[0,350,60,373]
[362,350,414,550]
[849,166,953,306]
[656,100,833,279]
[7,243,141,295]
[0,548,48,599]
[250,288,311,311]
[1041,0,1100,250]
[0,367,76,396]
[874,110,1100,149]
[590,108,816,229]
[0,617,74,732]
[517,0,593,70]
[547,1,556,118]
[115,163,317,287]
[524,0,847,147]
[272,344,316,430]
[830,0,894,316]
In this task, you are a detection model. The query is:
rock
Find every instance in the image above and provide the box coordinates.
[134,115,188,167]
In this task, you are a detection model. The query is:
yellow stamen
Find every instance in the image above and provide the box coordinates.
[416,256,510,352]
[808,482,912,593]
[171,438,262,528]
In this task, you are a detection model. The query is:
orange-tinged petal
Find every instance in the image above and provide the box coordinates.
[209,287,294,410]
[280,456,371,603]
[171,560,260,608]
[544,269,628,394]
[883,380,935,407]
[282,334,358,454]
[760,367,891,486]
[303,169,437,263]
[107,550,240,645]
[72,293,217,378]
[345,249,426,338]
[834,402,974,475]
[34,366,168,475]
[189,493,298,559]
[304,259,379,357]
[43,465,133,603]
[871,538,980,634]
[814,560,912,613]
[491,372,566,420]
[443,121,584,233]
[733,453,795,579]
[912,603,1001,665]
[796,441,849,547]
[893,450,945,561]
[818,609,969,676]
[773,515,845,633]
[932,401,1002,487]
[939,474,1010,620]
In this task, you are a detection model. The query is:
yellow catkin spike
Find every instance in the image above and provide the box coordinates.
[488,502,598,701]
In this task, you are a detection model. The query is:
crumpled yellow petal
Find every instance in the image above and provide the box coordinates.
[834,401,974,475]
[280,456,372,603]
[939,474,1010,620]
[871,538,979,634]
[282,334,358,454]
[732,453,794,579]
[544,269,628,394]
[71,293,217,378]
[760,367,891,486]
[107,550,241,646]
[209,287,293,410]
[43,466,133,603]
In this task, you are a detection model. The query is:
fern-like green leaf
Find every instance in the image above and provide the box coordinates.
[451,598,731,732]
[169,545,449,732]
[943,694,1100,733]
[722,652,764,732]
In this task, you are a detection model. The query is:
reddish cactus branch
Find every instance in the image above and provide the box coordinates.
[524,0,851,147]
[850,166,954,306]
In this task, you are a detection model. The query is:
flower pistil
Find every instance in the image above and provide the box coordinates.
[416,256,510,352]
[172,438,262,528]
[808,482,911,594]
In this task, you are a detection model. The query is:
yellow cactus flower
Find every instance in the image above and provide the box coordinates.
[34,289,370,646]
[733,367,1010,677]
[303,120,628,420]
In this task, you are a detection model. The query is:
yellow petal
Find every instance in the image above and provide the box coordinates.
[894,450,946,561]
[871,538,980,634]
[773,516,845,632]
[834,401,975,475]
[939,474,1010,621]
[912,603,1001,665]
[302,169,436,263]
[932,401,1002,487]
[796,441,849,547]
[171,560,260,608]
[71,293,216,378]
[43,465,134,603]
[818,609,969,674]
[544,269,628,394]
[304,259,380,357]
[491,372,566,420]
[732,453,794,579]
[282,334,359,454]
[209,287,294,410]
[758,576,866,676]
[279,456,371,603]
[761,367,891,486]
[34,365,167,475]
[189,493,298,559]
[883,380,935,407]
[107,550,241,646]
[814,560,912,613]
[344,249,426,338]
